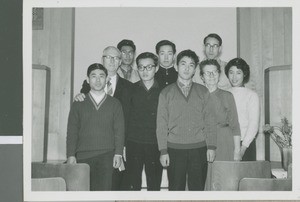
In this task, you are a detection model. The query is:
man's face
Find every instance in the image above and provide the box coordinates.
[177,56,196,81]
[137,58,158,82]
[204,37,221,59]
[120,45,135,66]
[102,47,121,73]
[87,69,107,92]
[158,45,175,68]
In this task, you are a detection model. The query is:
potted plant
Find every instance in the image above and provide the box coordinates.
[263,117,292,171]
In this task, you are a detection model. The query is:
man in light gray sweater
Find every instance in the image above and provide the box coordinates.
[156,49,217,191]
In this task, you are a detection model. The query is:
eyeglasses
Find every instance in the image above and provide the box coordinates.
[103,55,120,61]
[203,70,219,76]
[137,64,156,71]
[121,51,134,56]
[205,43,220,49]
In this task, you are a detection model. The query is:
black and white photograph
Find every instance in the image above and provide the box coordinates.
[22,0,300,201]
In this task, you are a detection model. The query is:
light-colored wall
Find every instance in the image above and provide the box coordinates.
[73,7,237,94]
[32,8,74,161]
[238,8,292,161]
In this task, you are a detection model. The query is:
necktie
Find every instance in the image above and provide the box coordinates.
[107,77,113,96]
[121,68,131,81]
[182,86,189,97]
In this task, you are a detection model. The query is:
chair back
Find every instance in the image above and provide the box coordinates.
[32,177,66,191]
[210,161,271,191]
[32,162,90,191]
[238,178,292,191]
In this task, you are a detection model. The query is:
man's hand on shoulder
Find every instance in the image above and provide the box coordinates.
[74,93,86,102]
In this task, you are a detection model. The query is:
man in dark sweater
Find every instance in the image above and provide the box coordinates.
[66,63,125,191]
[124,52,163,190]
[75,46,132,190]
[156,50,217,191]
[154,40,178,89]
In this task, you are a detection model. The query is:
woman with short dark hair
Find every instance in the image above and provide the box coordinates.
[225,58,260,161]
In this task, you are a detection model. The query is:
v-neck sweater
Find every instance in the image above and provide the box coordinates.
[156,82,217,154]
[66,94,125,159]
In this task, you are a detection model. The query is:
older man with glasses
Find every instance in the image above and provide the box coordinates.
[75,46,132,190]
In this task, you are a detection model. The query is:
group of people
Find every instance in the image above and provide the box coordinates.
[66,33,260,191]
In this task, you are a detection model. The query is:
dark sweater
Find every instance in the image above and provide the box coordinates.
[80,75,132,140]
[127,80,162,144]
[154,66,178,89]
[66,94,125,159]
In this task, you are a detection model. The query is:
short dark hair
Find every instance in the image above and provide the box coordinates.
[203,33,223,46]
[199,59,221,76]
[117,39,136,52]
[136,52,158,67]
[225,58,250,84]
[155,40,176,54]
[87,63,107,77]
[176,49,199,66]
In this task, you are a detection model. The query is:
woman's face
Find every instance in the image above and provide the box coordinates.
[201,64,220,86]
[228,66,244,87]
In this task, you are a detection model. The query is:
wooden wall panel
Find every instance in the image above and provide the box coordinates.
[238,8,292,161]
[284,9,293,65]
[32,8,74,161]
[32,68,47,162]
[273,8,285,65]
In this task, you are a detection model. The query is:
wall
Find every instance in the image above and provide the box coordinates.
[238,8,292,161]
[32,8,74,161]
[73,7,237,94]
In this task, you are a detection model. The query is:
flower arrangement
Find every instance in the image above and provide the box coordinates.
[263,117,292,149]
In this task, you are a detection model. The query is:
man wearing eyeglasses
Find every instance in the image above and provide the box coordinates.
[117,39,140,83]
[75,46,132,190]
[193,33,231,91]
[123,52,163,190]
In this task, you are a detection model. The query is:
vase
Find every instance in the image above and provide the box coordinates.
[281,147,292,171]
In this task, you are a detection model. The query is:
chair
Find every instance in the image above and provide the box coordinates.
[210,161,271,191]
[32,177,66,191]
[238,163,293,191]
[238,178,292,191]
[32,162,90,191]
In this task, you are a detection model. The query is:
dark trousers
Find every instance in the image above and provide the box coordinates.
[78,151,114,191]
[242,140,256,161]
[111,164,127,190]
[167,147,208,191]
[124,140,163,190]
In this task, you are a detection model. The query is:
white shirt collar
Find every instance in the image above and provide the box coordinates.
[89,91,106,104]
